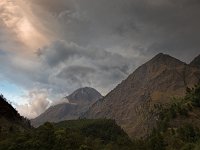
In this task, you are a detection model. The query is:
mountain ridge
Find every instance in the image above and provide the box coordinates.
[0,94,31,132]
[83,53,200,137]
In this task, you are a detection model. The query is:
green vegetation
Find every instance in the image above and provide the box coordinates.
[0,119,133,150]
[1,81,200,150]
[0,94,31,141]
[132,81,200,150]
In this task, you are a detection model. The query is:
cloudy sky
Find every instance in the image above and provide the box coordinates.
[0,0,200,118]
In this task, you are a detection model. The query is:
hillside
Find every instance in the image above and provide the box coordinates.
[31,87,102,127]
[0,95,21,121]
[1,83,200,150]
[132,81,200,150]
[0,94,31,136]
[83,53,200,138]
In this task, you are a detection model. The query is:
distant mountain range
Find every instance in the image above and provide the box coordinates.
[30,53,200,137]
[83,53,200,137]
[31,87,102,127]
[2,53,200,149]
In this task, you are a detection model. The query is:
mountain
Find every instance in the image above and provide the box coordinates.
[31,87,102,127]
[133,81,200,149]
[190,54,200,68]
[67,87,102,105]
[0,94,31,133]
[83,53,200,138]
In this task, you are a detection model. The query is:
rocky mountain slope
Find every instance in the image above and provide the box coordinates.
[31,87,102,127]
[83,53,200,138]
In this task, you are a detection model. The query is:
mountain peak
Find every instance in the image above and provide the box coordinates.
[77,87,99,93]
[154,53,171,59]
[190,54,200,68]
[146,53,185,68]
[67,87,102,104]
[84,53,200,138]
[154,52,166,57]
[151,53,182,62]
[31,87,102,127]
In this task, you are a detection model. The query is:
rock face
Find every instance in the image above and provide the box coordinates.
[83,53,200,138]
[31,87,102,127]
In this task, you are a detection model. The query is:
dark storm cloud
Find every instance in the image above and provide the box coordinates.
[128,0,200,60]
[40,41,113,66]
[29,0,200,60]
[2,0,200,91]
[57,65,95,86]
[35,0,200,95]
[38,40,134,94]
[1,0,200,117]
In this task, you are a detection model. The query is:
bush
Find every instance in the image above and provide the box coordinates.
[177,124,200,143]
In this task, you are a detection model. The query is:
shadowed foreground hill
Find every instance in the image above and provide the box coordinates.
[0,94,31,135]
[2,83,200,150]
[0,94,133,149]
[83,53,200,138]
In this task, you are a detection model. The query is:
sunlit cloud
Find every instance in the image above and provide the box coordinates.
[0,0,200,118]
[15,89,51,119]
[0,0,48,50]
